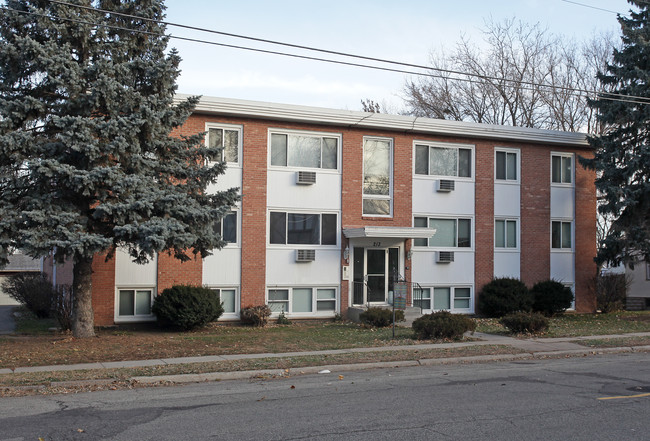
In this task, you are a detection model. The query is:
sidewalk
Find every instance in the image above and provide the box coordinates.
[2,331,650,383]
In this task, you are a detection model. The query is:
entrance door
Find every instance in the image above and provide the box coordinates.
[352,247,400,305]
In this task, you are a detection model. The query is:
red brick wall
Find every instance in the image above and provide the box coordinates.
[91,252,115,326]
[520,144,551,286]
[156,252,203,293]
[474,141,495,308]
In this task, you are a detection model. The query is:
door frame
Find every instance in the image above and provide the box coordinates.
[349,238,404,306]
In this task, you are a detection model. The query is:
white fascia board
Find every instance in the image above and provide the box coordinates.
[175,94,589,147]
[343,227,436,239]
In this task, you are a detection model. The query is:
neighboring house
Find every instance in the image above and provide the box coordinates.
[0,252,42,305]
[45,96,597,325]
[626,262,650,310]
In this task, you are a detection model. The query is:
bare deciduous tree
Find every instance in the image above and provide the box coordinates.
[404,18,618,133]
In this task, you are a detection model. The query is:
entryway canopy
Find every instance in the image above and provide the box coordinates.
[343,226,436,239]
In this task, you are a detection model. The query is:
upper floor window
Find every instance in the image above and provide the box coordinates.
[363,137,392,216]
[495,219,518,249]
[207,126,240,163]
[270,212,337,245]
[495,149,518,181]
[551,153,573,184]
[551,220,572,249]
[270,132,338,170]
[415,143,472,177]
[414,217,471,248]
[214,212,237,244]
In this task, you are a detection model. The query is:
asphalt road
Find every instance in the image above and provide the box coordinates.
[1,352,649,440]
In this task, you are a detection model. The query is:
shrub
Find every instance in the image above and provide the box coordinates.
[531,280,574,316]
[276,311,291,325]
[590,273,629,313]
[240,305,272,327]
[52,285,73,331]
[500,312,549,334]
[151,285,223,330]
[359,307,405,327]
[478,277,532,318]
[412,311,476,340]
[1,273,55,318]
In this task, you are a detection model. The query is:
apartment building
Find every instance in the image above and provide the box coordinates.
[49,96,596,325]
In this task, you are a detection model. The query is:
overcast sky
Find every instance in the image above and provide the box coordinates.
[165,0,633,112]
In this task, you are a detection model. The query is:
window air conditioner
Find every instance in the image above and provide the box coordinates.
[436,179,455,192]
[436,251,455,263]
[295,249,316,262]
[296,171,317,185]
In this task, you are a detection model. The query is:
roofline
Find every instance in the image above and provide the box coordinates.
[175,94,589,147]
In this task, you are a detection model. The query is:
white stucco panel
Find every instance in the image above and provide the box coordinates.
[267,170,341,211]
[202,248,242,286]
[410,250,475,285]
[494,183,521,217]
[494,251,521,279]
[266,248,340,285]
[412,178,475,216]
[115,248,157,286]
[550,186,575,219]
[550,252,575,284]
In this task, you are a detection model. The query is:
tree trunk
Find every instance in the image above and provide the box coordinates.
[72,256,96,338]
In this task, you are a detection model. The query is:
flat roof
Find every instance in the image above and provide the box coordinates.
[175,94,589,147]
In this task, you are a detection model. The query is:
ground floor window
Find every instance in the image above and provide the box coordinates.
[210,288,238,314]
[267,287,337,315]
[117,288,154,318]
[414,286,472,311]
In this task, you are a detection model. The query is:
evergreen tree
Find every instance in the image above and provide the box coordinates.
[0,0,239,337]
[582,1,650,267]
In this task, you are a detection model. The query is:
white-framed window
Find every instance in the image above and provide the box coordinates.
[209,287,239,315]
[214,211,238,245]
[269,211,337,245]
[413,217,472,248]
[551,220,573,250]
[116,287,155,320]
[267,287,338,315]
[269,130,339,170]
[495,219,518,249]
[495,148,519,182]
[206,124,241,164]
[363,137,393,216]
[415,286,472,311]
[414,141,473,178]
[551,153,573,184]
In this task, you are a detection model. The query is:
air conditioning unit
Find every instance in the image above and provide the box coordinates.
[436,251,455,263]
[296,171,317,185]
[295,249,316,262]
[436,179,455,192]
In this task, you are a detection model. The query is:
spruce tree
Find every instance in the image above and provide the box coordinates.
[582,1,650,267]
[0,0,238,337]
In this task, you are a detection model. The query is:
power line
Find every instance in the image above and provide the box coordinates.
[42,0,645,104]
[560,0,623,14]
[2,3,649,106]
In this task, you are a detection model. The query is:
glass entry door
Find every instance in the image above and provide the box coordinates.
[352,247,400,305]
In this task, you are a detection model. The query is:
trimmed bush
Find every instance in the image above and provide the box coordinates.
[240,305,272,327]
[500,312,549,334]
[531,280,574,316]
[1,273,54,318]
[152,285,223,330]
[412,311,476,340]
[359,307,405,327]
[478,277,532,318]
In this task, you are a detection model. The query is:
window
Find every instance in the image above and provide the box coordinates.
[214,212,237,244]
[413,217,471,248]
[208,126,239,163]
[415,143,472,177]
[552,221,572,249]
[118,288,153,317]
[210,288,237,314]
[495,150,518,181]
[413,287,431,310]
[454,288,471,309]
[269,212,337,245]
[270,132,338,169]
[267,287,337,314]
[495,219,518,248]
[363,137,392,216]
[551,154,573,184]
